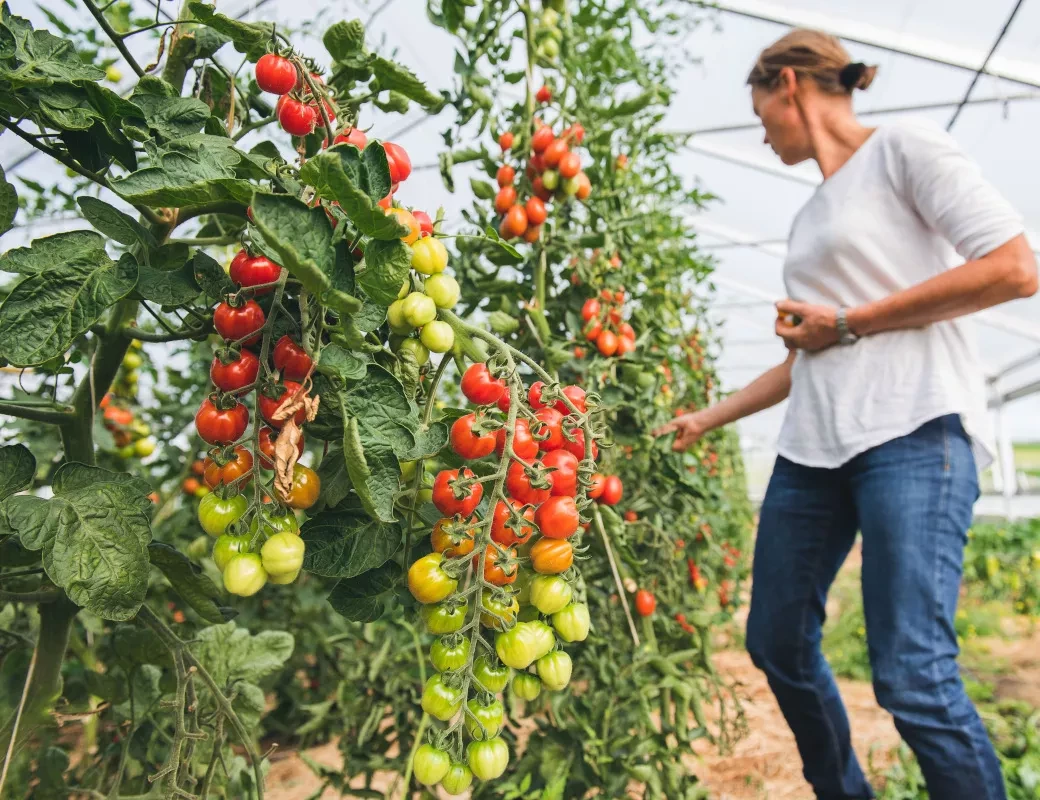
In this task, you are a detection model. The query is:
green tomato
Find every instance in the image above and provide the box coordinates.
[529,574,573,615]
[420,673,463,721]
[513,568,534,604]
[541,8,560,25]
[187,534,209,560]
[527,620,556,660]
[421,600,468,634]
[472,654,511,693]
[417,487,433,505]
[105,64,122,82]
[223,553,267,596]
[131,419,151,437]
[411,236,449,275]
[430,635,471,672]
[400,460,418,481]
[267,568,300,585]
[536,650,572,691]
[440,761,474,795]
[480,589,519,630]
[412,743,450,786]
[512,671,542,701]
[387,299,414,334]
[541,169,559,191]
[562,175,581,196]
[420,320,454,353]
[249,512,300,537]
[194,485,210,498]
[122,351,143,370]
[552,602,590,642]
[398,280,410,300]
[117,445,135,459]
[464,697,504,739]
[260,531,305,577]
[539,38,560,59]
[133,437,156,457]
[424,273,460,309]
[495,621,541,669]
[402,292,437,326]
[467,737,509,781]
[397,337,430,367]
[197,492,248,537]
[517,604,540,622]
[213,533,251,571]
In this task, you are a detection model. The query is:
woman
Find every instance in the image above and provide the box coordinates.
[655,29,1037,800]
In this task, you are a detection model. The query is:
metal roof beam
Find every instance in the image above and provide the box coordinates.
[989,376,1040,406]
[707,0,1040,88]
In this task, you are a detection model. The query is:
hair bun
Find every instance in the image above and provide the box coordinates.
[839,62,877,91]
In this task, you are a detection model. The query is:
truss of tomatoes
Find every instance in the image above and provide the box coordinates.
[579,288,637,358]
[404,361,624,790]
[492,117,591,244]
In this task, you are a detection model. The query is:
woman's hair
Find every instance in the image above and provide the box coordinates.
[746,29,877,94]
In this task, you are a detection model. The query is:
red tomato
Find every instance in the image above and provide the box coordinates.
[496,391,511,413]
[596,330,619,357]
[588,473,606,500]
[450,413,496,459]
[583,320,602,342]
[528,153,546,175]
[581,298,600,322]
[527,381,548,410]
[600,475,623,506]
[476,545,517,586]
[502,205,528,238]
[535,496,579,539]
[533,408,564,451]
[635,589,656,616]
[543,139,568,168]
[259,381,306,428]
[432,468,483,517]
[525,196,547,225]
[497,164,515,187]
[531,126,553,153]
[499,131,514,151]
[214,300,265,346]
[490,499,534,546]
[494,186,517,214]
[616,335,636,356]
[624,510,638,522]
[461,364,505,405]
[556,385,587,415]
[378,193,392,210]
[495,419,538,460]
[536,85,551,103]
[575,172,592,200]
[523,225,541,243]
[566,122,585,143]
[256,54,298,94]
[562,427,598,461]
[203,446,254,489]
[383,142,412,183]
[506,460,550,505]
[258,425,304,470]
[278,96,316,136]
[210,349,259,392]
[558,151,581,179]
[412,209,434,237]
[103,405,133,427]
[195,399,249,445]
[333,128,367,149]
[272,336,313,382]
[230,253,282,294]
[609,307,624,325]
[542,449,578,496]
[619,322,635,339]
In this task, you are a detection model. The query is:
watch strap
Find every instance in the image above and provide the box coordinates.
[836,306,858,345]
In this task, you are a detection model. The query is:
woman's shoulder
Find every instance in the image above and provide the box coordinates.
[874,118,963,157]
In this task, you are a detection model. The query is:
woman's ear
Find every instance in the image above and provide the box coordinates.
[777,66,798,101]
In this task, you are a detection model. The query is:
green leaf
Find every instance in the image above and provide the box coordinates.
[189,622,294,686]
[35,747,69,800]
[128,78,212,140]
[112,623,168,669]
[483,224,523,263]
[299,143,403,239]
[342,415,400,522]
[470,178,495,200]
[317,343,367,382]
[315,445,352,509]
[193,250,235,300]
[0,237,138,366]
[0,444,35,502]
[301,508,402,578]
[0,8,105,89]
[357,239,412,306]
[323,19,365,61]
[148,542,236,624]
[77,197,158,250]
[136,251,200,306]
[327,562,402,622]
[0,164,18,236]
[353,299,386,332]
[187,3,274,59]
[369,56,445,110]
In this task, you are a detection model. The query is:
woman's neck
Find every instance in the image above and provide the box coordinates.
[801,100,875,179]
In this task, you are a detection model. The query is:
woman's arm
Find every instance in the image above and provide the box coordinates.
[775,234,1038,351]
[652,351,796,451]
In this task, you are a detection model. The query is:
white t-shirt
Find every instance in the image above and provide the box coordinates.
[777,120,1023,470]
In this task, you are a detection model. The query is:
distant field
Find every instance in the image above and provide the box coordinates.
[1016,442,1040,470]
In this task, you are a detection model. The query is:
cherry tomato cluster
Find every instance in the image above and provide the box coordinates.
[533,6,563,62]
[254,52,335,139]
[494,113,591,243]
[580,289,637,358]
[405,362,600,791]
[100,342,156,461]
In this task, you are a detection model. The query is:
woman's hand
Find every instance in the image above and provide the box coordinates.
[775,299,840,351]
[653,410,711,452]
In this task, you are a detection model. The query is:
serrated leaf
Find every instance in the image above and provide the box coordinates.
[189,622,294,686]
[301,508,402,577]
[317,343,367,382]
[136,257,200,306]
[323,19,365,61]
[187,3,274,58]
[0,444,35,502]
[193,250,234,300]
[327,562,402,622]
[148,542,236,624]
[77,197,158,250]
[315,445,352,509]
[369,56,444,110]
[353,299,386,332]
[357,239,412,306]
[0,8,105,89]
[341,414,400,522]
[0,164,18,236]
[128,78,212,139]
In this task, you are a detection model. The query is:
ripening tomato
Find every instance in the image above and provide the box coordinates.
[257,425,304,470]
[535,84,551,103]
[543,138,568,168]
[616,153,629,170]
[413,744,451,787]
[536,650,573,691]
[261,530,305,577]
[467,737,509,781]
[282,464,320,509]
[567,122,586,143]
[410,209,434,238]
[214,300,265,345]
[552,602,590,642]
[203,446,254,489]
[421,600,467,634]
[477,544,517,586]
[596,329,619,357]
[498,131,514,151]
[533,407,564,451]
[530,537,573,574]
[255,53,297,94]
[421,673,463,721]
[529,574,572,615]
[531,125,553,153]
[182,477,201,495]
[432,468,482,517]
[525,196,547,225]
[383,141,412,183]
[542,449,578,496]
[223,553,267,596]
[495,418,538,460]
[490,499,534,546]
[461,363,505,405]
[494,185,517,214]
[277,96,317,136]
[259,381,306,428]
[409,552,458,604]
[450,413,495,459]
[496,164,515,187]
[635,589,656,617]
[230,253,282,293]
[600,474,623,505]
[430,635,471,672]
[385,206,421,245]
[210,349,259,392]
[195,399,249,445]
[103,405,133,427]
[502,204,528,238]
[431,517,475,558]
[272,336,313,382]
[197,492,247,536]
[512,672,541,701]
[465,697,505,739]
[532,175,551,201]
[535,496,579,539]
[506,460,550,505]
[473,654,511,692]
[575,171,592,200]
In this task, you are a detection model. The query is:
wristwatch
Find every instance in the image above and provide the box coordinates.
[836,306,859,346]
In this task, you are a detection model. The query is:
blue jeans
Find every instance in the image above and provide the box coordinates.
[747,415,1005,799]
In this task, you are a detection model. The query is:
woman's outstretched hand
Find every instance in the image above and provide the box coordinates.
[653,410,710,452]
[775,299,840,351]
